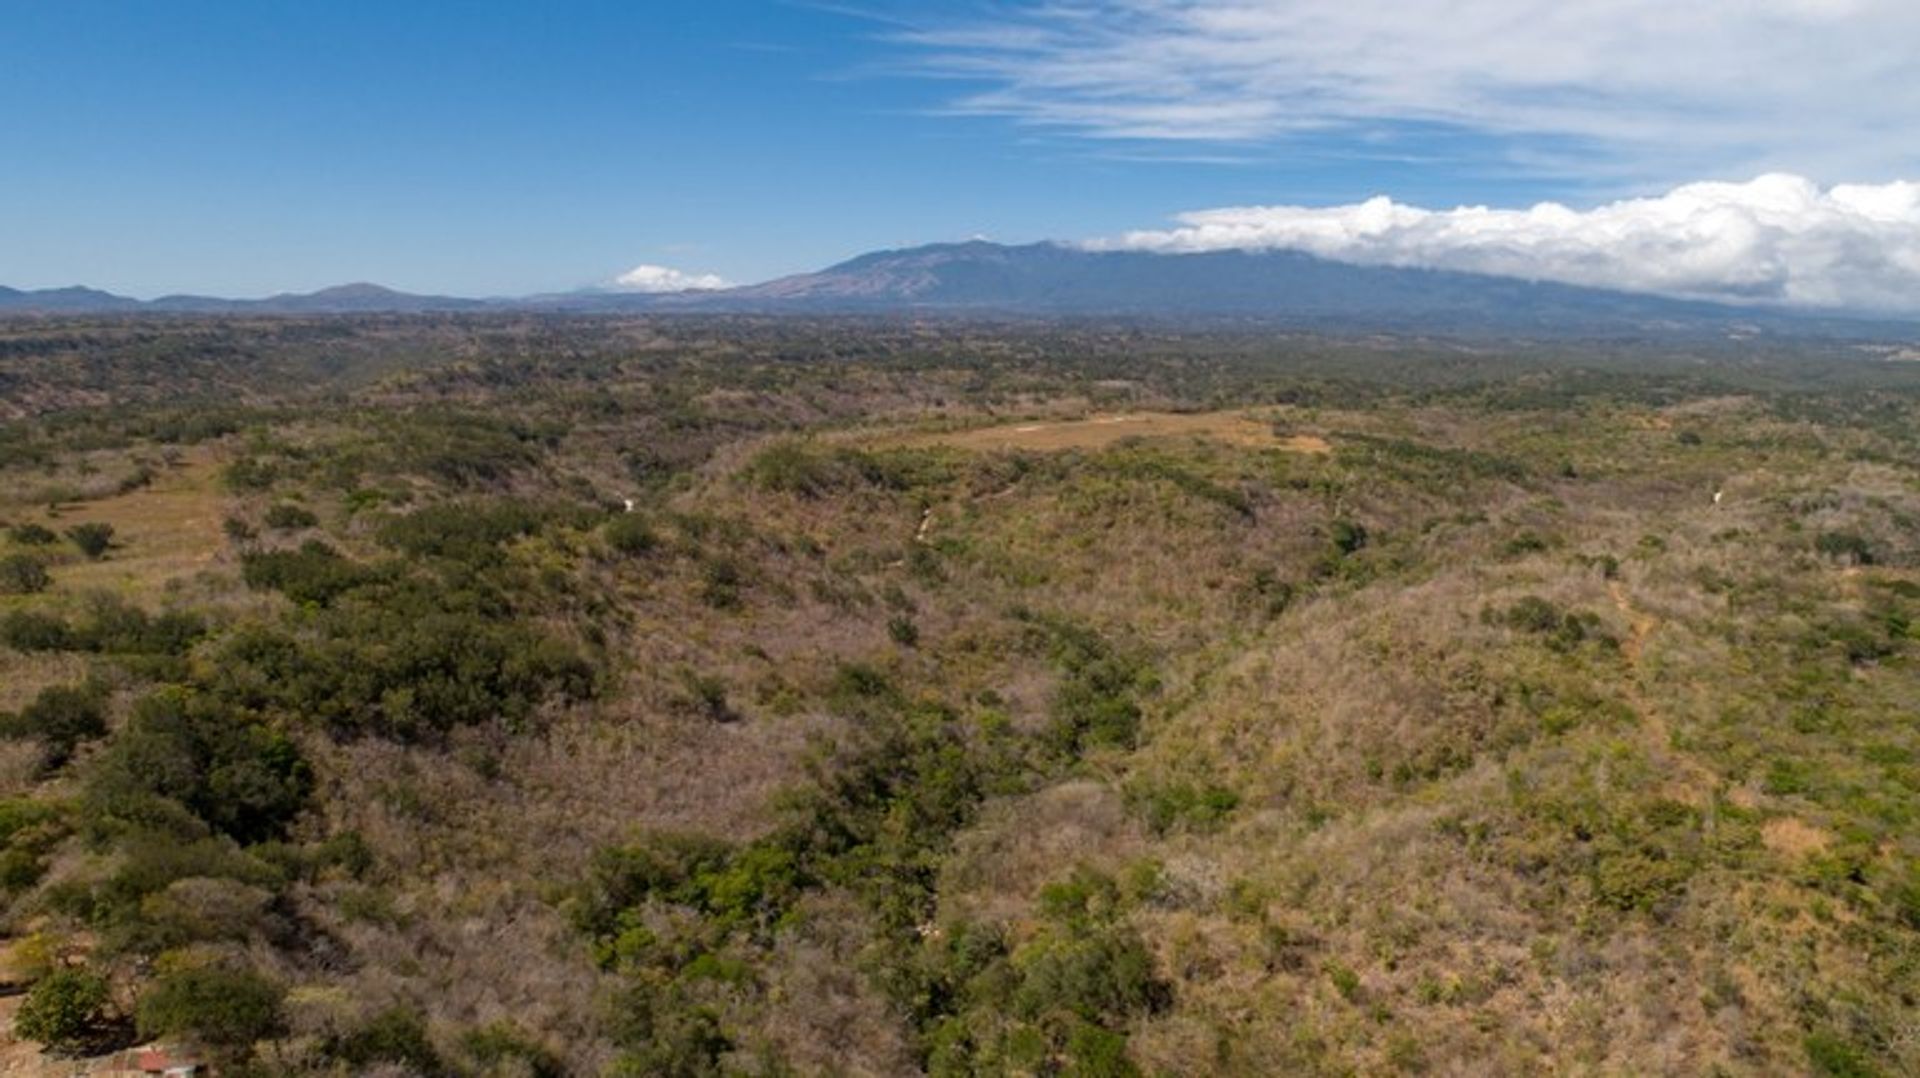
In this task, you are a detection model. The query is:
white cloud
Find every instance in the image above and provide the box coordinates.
[902,0,1920,179]
[1090,174,1920,311]
[612,264,729,293]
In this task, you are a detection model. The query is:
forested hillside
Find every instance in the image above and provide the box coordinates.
[1,316,1917,1075]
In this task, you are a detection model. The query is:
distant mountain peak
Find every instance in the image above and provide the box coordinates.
[302,282,405,299]
[3,244,1915,337]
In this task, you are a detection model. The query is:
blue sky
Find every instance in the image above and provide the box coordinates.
[3,1,1916,305]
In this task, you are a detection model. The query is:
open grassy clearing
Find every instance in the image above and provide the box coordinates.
[900,409,1333,454]
[0,447,229,599]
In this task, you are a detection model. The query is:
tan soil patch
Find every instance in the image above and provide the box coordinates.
[1609,579,1658,666]
[909,412,1331,454]
[1763,817,1833,859]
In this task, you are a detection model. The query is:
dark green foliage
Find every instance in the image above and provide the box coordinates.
[1096,450,1253,518]
[1015,929,1165,1027]
[80,596,208,656]
[574,832,807,955]
[324,1007,447,1076]
[676,669,735,722]
[378,498,594,564]
[1243,566,1294,617]
[231,495,598,742]
[1129,779,1240,835]
[1815,530,1876,564]
[88,688,311,845]
[224,456,280,492]
[461,1022,566,1078]
[0,797,60,844]
[135,966,286,1049]
[699,557,744,609]
[1817,613,1901,665]
[262,502,318,530]
[0,599,206,658]
[1329,518,1369,556]
[604,512,659,556]
[1502,531,1552,557]
[574,694,1031,1056]
[1487,596,1610,652]
[380,408,549,488]
[917,870,1166,1076]
[1499,596,1564,634]
[0,797,62,893]
[44,832,283,954]
[746,440,954,499]
[14,968,113,1055]
[1325,961,1362,1001]
[605,987,733,1078]
[1591,848,1694,912]
[220,586,595,741]
[573,834,734,950]
[1804,1031,1881,1078]
[745,440,847,497]
[1062,1023,1140,1078]
[63,521,115,559]
[826,661,899,714]
[240,540,373,605]
[1040,620,1155,755]
[1,682,108,768]
[9,521,58,545]
[0,847,48,892]
[0,552,51,594]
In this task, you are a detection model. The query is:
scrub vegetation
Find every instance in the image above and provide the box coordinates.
[0,313,1918,1075]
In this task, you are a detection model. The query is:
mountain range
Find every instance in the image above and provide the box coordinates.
[4,242,1914,337]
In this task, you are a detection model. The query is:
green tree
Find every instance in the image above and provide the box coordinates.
[0,553,50,594]
[135,966,285,1050]
[8,522,57,545]
[262,503,318,530]
[64,522,115,559]
[1,682,108,767]
[15,968,112,1055]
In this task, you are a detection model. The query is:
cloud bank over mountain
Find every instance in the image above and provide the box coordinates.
[1092,174,1920,311]
[613,264,730,293]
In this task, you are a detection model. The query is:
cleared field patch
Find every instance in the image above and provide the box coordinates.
[1763,816,1833,859]
[7,449,228,598]
[907,411,1332,453]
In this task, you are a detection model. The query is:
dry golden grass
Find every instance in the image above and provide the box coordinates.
[1762,816,1833,859]
[938,781,1149,926]
[14,448,229,598]
[900,410,1332,454]
[0,652,89,713]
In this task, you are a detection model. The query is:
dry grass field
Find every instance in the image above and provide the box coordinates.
[902,411,1332,455]
[2,448,229,598]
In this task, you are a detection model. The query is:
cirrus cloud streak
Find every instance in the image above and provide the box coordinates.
[903,0,1920,180]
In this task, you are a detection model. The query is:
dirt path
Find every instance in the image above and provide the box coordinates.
[1607,580,1719,803]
